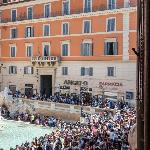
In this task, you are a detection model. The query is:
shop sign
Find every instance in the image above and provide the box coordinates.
[64,80,88,86]
[99,81,123,87]
[60,86,70,89]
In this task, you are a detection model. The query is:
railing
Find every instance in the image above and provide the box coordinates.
[31,56,58,63]
[1,2,137,23]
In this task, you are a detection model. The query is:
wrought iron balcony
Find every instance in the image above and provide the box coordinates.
[0,2,136,23]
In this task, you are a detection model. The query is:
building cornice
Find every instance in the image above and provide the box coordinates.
[0,7,137,27]
[0,30,136,42]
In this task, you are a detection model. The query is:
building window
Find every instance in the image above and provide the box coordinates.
[62,42,69,56]
[107,18,116,32]
[44,4,51,18]
[10,45,16,57]
[43,25,50,36]
[11,9,17,22]
[84,0,92,13]
[43,43,50,56]
[104,40,118,55]
[9,66,17,74]
[24,66,33,74]
[62,67,68,75]
[25,27,34,38]
[11,28,17,39]
[126,91,134,100]
[26,44,32,57]
[81,67,93,76]
[62,0,70,15]
[62,23,69,35]
[81,41,93,56]
[108,0,116,10]
[83,20,91,33]
[27,7,33,20]
[107,67,115,76]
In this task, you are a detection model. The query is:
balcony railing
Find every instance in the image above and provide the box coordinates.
[31,56,58,63]
[1,2,137,23]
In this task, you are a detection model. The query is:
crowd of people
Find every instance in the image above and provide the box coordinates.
[1,102,135,150]
[11,90,127,110]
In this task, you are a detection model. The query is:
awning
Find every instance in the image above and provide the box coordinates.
[104,92,118,97]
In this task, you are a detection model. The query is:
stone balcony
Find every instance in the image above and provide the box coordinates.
[31,56,60,66]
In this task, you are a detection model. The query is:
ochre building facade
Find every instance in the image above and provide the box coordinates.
[0,0,137,104]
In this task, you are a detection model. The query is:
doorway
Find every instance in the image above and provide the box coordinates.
[40,75,52,97]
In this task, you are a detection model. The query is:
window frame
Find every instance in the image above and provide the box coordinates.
[61,41,70,56]
[81,39,93,56]
[62,0,70,16]
[83,20,91,34]
[106,17,116,32]
[25,43,33,57]
[42,42,51,56]
[44,3,51,18]
[24,66,34,74]
[107,0,116,10]
[107,66,116,77]
[62,67,68,75]
[9,66,17,74]
[43,24,50,37]
[25,26,34,38]
[104,38,118,55]
[27,6,33,20]
[83,0,92,13]
[11,9,17,22]
[10,27,17,39]
[62,22,69,35]
[10,44,16,58]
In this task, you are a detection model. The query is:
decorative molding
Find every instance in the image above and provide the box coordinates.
[0,7,137,27]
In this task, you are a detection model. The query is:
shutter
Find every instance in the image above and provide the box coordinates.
[15,66,17,74]
[25,27,27,38]
[90,43,93,56]
[24,67,26,74]
[104,42,108,55]
[32,27,34,37]
[9,66,11,74]
[113,42,118,55]
[80,43,84,56]
[81,67,85,76]
[16,29,17,38]
[31,67,34,74]
[89,67,93,76]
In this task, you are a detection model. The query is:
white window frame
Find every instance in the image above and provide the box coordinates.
[62,22,70,35]
[107,0,116,10]
[61,40,70,56]
[62,67,68,75]
[11,9,17,22]
[9,44,16,58]
[62,0,70,15]
[27,6,33,20]
[107,66,116,77]
[106,17,116,32]
[9,66,17,74]
[82,20,91,34]
[42,42,51,56]
[83,0,92,13]
[25,26,33,38]
[43,24,50,37]
[10,27,17,39]
[44,3,51,18]
[24,66,33,74]
[25,43,33,57]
